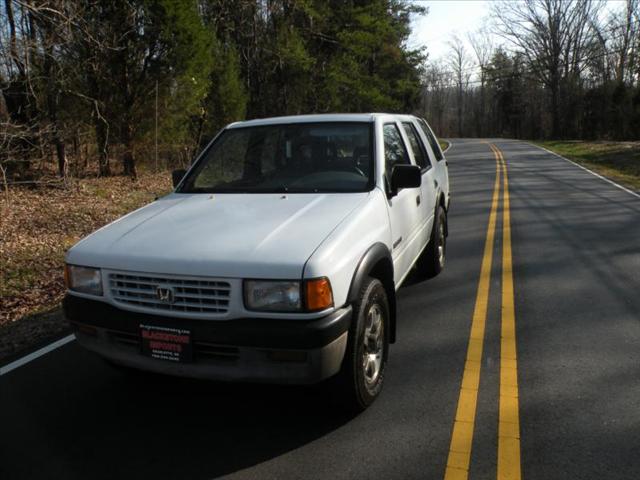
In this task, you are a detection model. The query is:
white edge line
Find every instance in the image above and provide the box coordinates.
[528,142,640,200]
[442,140,452,153]
[0,334,75,376]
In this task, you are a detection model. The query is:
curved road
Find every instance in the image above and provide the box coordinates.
[1,139,639,479]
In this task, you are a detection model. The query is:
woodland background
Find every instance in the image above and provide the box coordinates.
[1,0,638,183]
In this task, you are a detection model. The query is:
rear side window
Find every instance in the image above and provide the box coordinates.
[402,122,431,171]
[417,119,444,161]
[383,123,410,176]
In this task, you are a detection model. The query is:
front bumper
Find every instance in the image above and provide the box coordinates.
[64,295,351,384]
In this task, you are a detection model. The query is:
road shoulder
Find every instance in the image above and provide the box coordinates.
[0,308,69,364]
[532,140,640,196]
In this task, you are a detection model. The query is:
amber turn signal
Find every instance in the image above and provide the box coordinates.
[305,277,334,311]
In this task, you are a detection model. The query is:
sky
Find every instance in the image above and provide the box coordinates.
[408,0,629,64]
[409,1,493,61]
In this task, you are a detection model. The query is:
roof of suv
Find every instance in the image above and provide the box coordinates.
[228,113,413,128]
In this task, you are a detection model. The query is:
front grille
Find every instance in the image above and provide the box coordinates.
[109,273,231,314]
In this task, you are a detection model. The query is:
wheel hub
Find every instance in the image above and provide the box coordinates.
[362,303,384,389]
[437,218,446,267]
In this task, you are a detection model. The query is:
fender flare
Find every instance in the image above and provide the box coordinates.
[347,242,397,343]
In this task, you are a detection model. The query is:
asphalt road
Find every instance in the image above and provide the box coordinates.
[1,139,639,480]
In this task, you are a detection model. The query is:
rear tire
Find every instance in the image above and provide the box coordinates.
[417,205,447,278]
[331,277,389,412]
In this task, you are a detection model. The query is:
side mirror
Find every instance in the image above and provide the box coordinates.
[172,169,187,188]
[389,164,421,197]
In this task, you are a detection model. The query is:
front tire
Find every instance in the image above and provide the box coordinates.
[332,277,389,412]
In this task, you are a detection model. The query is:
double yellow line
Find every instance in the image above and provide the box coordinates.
[444,144,521,480]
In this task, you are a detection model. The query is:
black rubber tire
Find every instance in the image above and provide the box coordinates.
[417,205,447,278]
[331,277,390,412]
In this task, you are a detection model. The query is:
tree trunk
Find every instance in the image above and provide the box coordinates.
[457,82,463,137]
[95,117,110,176]
[5,0,23,75]
[54,135,66,177]
[550,80,560,138]
[43,41,66,177]
[479,76,486,137]
[122,148,136,178]
[122,123,137,179]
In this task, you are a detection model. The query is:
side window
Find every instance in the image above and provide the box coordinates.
[417,119,444,162]
[383,123,410,177]
[402,122,431,171]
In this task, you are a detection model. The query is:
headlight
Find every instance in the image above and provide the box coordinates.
[65,265,103,296]
[244,280,301,312]
[244,278,334,312]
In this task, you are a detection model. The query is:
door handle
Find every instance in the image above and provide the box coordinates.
[434,179,438,188]
[416,195,421,206]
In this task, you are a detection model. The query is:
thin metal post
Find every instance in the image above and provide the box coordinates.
[155,80,158,172]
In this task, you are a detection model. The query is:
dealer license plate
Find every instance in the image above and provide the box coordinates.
[140,324,193,363]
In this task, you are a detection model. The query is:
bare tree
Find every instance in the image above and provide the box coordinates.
[447,35,472,137]
[609,0,639,85]
[422,60,453,136]
[491,0,602,138]
[1,0,95,178]
[31,1,78,177]
[468,25,494,136]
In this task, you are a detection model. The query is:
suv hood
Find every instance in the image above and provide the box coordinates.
[67,192,369,278]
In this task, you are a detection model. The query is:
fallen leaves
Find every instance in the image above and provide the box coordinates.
[0,172,171,326]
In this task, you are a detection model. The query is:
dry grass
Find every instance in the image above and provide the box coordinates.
[535,141,640,191]
[0,172,172,327]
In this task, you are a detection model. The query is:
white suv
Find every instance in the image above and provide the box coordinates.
[64,113,450,410]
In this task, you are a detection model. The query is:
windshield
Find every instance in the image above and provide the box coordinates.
[179,122,374,194]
